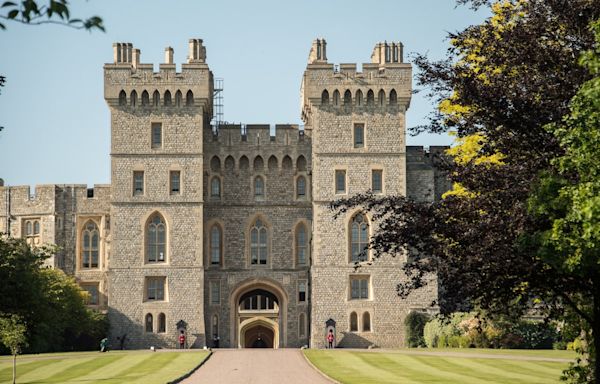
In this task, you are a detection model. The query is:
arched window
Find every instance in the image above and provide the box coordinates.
[367,89,374,106]
[210,225,222,265]
[389,89,397,105]
[250,219,267,265]
[225,155,235,170]
[378,89,386,106]
[33,220,40,235]
[164,90,172,106]
[81,220,99,269]
[153,90,160,106]
[119,90,126,106]
[26,221,33,236]
[210,177,221,199]
[350,312,358,332]
[141,90,149,106]
[282,155,293,171]
[321,90,329,105]
[146,213,166,263]
[158,313,166,333]
[297,155,307,171]
[254,176,264,199]
[333,90,340,106]
[175,90,182,107]
[296,223,307,265]
[145,313,153,333]
[356,90,363,106]
[299,313,306,338]
[363,312,371,332]
[239,155,249,171]
[350,213,369,262]
[253,156,264,171]
[296,176,306,198]
[211,156,221,172]
[186,90,194,106]
[130,90,137,107]
[268,155,278,171]
[344,90,352,105]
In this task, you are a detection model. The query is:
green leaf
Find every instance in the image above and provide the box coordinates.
[7,8,18,19]
[1,1,16,8]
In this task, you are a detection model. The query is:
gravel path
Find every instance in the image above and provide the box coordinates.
[181,349,334,384]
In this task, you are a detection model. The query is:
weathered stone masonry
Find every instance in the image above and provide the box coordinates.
[0,38,448,349]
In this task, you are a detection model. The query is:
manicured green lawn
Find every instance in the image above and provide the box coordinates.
[304,349,574,384]
[0,350,210,384]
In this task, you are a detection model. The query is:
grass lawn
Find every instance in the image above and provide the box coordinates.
[304,349,575,384]
[0,350,210,384]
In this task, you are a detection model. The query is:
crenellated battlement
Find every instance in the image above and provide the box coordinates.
[205,124,311,147]
[301,39,411,123]
[104,39,213,110]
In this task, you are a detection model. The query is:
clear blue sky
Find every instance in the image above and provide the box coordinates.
[0,0,489,187]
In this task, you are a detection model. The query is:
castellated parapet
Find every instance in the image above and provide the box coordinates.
[1,38,447,351]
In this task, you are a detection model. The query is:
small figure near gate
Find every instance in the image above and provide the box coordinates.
[100,337,108,352]
[179,330,186,349]
[327,329,334,349]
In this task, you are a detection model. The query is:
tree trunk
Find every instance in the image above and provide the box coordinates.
[12,353,16,384]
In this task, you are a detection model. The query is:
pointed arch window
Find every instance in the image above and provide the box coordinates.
[158,313,166,333]
[130,90,137,107]
[164,90,172,106]
[153,90,160,106]
[250,219,268,265]
[296,223,308,265]
[363,312,371,332]
[350,312,358,332]
[119,90,126,106]
[175,90,182,107]
[186,90,194,106]
[141,90,150,106]
[350,213,369,262]
[81,221,100,269]
[210,225,222,266]
[146,213,166,263]
[321,90,329,105]
[145,313,153,332]
[367,90,374,106]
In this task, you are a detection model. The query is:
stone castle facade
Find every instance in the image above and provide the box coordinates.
[0,39,448,349]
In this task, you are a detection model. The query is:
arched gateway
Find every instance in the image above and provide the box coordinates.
[230,279,287,348]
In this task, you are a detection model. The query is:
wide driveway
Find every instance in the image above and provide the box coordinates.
[182,348,334,384]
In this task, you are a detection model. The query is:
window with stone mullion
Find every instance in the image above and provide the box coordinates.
[351,218,368,262]
[296,225,307,265]
[146,215,166,263]
[82,221,99,268]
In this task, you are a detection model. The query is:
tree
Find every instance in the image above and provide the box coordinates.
[332,0,600,381]
[0,314,28,384]
[0,235,107,353]
[0,1,104,31]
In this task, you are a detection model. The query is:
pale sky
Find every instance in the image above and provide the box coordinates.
[0,0,490,187]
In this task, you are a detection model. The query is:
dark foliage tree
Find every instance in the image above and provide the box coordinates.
[333,0,600,381]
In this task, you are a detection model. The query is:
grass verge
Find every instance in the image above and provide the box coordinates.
[304,349,574,384]
[0,350,210,384]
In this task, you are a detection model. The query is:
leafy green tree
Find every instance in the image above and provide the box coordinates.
[0,235,106,353]
[332,0,600,381]
[0,314,28,384]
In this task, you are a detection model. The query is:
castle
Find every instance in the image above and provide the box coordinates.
[0,39,448,349]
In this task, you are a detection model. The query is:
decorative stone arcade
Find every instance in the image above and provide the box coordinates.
[230,280,288,348]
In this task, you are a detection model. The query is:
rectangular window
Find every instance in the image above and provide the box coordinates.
[170,171,181,195]
[354,123,364,148]
[81,283,99,305]
[133,171,144,196]
[146,277,165,301]
[151,123,162,149]
[350,276,369,300]
[210,281,220,305]
[335,170,346,194]
[372,170,383,193]
[298,281,307,303]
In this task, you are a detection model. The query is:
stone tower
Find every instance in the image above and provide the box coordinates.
[103,40,213,348]
[302,40,437,347]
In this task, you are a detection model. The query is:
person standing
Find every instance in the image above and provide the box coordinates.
[327,330,334,349]
[179,330,186,349]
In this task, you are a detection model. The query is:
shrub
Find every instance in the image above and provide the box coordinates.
[404,311,431,348]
